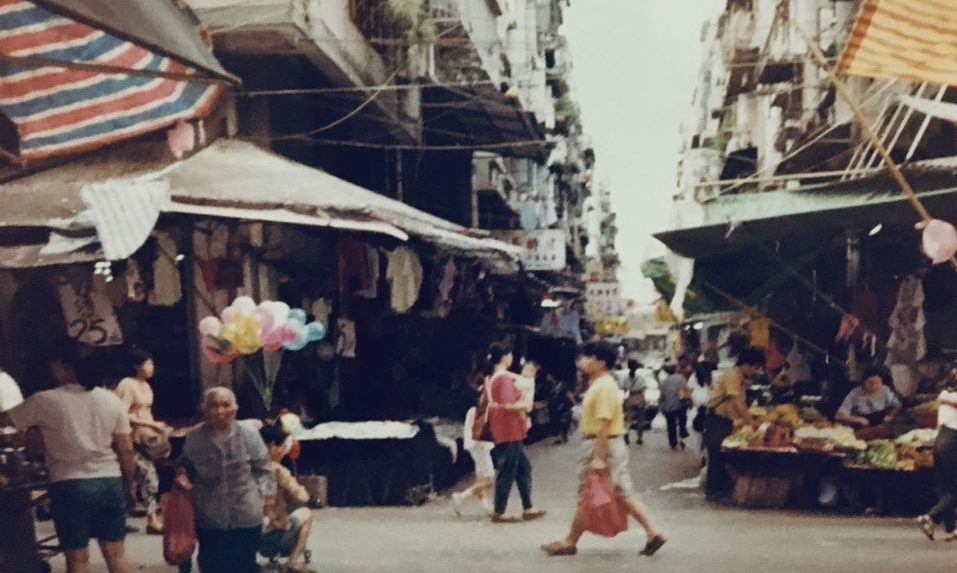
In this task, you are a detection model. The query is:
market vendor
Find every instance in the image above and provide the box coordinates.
[703,347,765,501]
[835,369,902,440]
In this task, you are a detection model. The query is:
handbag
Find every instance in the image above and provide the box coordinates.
[162,488,197,565]
[578,472,628,538]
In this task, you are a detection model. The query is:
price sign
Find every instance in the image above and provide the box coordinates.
[58,281,124,346]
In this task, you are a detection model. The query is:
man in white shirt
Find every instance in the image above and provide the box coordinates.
[1,353,136,573]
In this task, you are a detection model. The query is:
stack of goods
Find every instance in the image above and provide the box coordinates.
[849,439,899,469]
[894,428,937,471]
[909,401,939,429]
[794,425,867,453]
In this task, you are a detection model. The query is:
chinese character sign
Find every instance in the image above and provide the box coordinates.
[57,280,124,346]
[498,230,566,271]
[585,282,624,320]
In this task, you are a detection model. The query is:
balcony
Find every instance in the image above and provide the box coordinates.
[430,0,502,85]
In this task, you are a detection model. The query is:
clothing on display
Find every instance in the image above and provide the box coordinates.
[885,274,927,372]
[354,245,380,299]
[386,247,423,313]
[749,317,771,349]
[337,237,371,294]
[148,232,183,306]
[336,318,357,359]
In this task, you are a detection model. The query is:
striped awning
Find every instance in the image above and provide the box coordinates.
[838,0,957,86]
[0,0,230,160]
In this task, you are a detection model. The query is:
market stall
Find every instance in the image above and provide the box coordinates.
[719,404,938,513]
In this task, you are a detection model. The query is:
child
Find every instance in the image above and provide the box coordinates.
[452,376,495,516]
[260,425,316,573]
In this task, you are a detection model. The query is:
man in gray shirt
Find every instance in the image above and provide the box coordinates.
[177,387,276,573]
[660,362,691,450]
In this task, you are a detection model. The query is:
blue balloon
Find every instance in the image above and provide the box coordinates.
[306,322,326,342]
[283,327,310,351]
[288,308,307,324]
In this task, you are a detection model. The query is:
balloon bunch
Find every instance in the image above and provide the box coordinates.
[199,296,327,365]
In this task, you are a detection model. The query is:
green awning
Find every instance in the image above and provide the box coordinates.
[655,170,957,259]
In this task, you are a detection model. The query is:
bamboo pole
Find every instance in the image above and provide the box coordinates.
[796,24,957,274]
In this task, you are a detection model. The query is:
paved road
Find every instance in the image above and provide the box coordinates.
[53,426,956,572]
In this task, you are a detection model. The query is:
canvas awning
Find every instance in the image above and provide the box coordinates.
[654,168,957,260]
[838,0,957,86]
[0,0,234,160]
[0,139,523,267]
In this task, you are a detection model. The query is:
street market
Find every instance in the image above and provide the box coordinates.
[5,1,957,572]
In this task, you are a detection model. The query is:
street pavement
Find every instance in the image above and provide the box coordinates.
[51,425,957,573]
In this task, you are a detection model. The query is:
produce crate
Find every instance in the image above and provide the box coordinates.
[728,468,796,508]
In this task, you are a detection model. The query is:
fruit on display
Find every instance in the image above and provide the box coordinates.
[723,427,763,448]
[854,439,898,468]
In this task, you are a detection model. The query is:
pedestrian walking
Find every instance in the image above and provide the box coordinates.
[176,387,277,573]
[115,348,169,534]
[703,348,764,501]
[452,371,495,516]
[660,360,692,450]
[619,359,648,446]
[485,343,546,523]
[542,341,666,557]
[918,369,957,541]
[1,348,137,573]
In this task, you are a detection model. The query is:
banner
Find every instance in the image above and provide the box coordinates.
[498,230,566,271]
[585,282,624,320]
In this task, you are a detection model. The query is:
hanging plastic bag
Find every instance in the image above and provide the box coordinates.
[162,489,197,565]
[578,472,628,538]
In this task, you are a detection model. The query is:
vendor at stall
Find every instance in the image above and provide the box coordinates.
[835,369,902,440]
[703,347,765,501]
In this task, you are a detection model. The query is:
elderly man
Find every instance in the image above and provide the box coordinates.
[176,387,276,573]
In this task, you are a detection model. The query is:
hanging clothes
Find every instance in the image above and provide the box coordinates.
[386,247,423,313]
[749,317,771,349]
[336,318,357,359]
[786,343,812,383]
[885,275,927,391]
[311,299,332,328]
[849,281,880,332]
[337,237,370,294]
[148,232,183,306]
[354,245,380,299]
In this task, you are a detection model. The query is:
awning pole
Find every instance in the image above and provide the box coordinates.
[797,24,957,274]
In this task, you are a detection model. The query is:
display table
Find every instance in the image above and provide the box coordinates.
[293,421,454,507]
[722,447,843,508]
[840,465,935,515]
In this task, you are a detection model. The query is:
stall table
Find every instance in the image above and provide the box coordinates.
[721,447,844,508]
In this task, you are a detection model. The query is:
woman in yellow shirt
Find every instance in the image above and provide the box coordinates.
[542,342,666,557]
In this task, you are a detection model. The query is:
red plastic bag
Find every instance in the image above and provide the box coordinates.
[162,489,197,565]
[578,472,628,538]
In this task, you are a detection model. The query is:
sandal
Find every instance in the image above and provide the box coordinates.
[541,541,577,556]
[491,514,521,524]
[640,533,667,556]
[917,515,935,541]
[522,509,547,521]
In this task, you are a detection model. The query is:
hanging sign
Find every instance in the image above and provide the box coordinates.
[585,282,624,319]
[497,230,566,271]
[58,281,124,346]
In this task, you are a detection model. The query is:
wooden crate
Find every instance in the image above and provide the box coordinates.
[729,469,795,508]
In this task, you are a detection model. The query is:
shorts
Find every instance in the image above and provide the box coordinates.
[578,437,634,498]
[467,441,495,479]
[260,514,302,556]
[48,477,127,550]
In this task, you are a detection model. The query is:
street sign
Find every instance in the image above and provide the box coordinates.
[585,281,624,319]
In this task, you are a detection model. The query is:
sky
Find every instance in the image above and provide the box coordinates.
[563,0,724,303]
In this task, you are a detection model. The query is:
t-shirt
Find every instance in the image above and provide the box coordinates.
[618,372,647,394]
[9,384,131,483]
[487,372,526,444]
[938,390,957,430]
[580,373,624,436]
[707,367,746,420]
[838,386,901,417]
[386,247,423,313]
[660,373,689,413]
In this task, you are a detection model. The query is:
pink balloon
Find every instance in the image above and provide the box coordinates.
[198,316,222,336]
[919,219,957,265]
[221,307,236,324]
[261,329,285,352]
[258,312,275,334]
